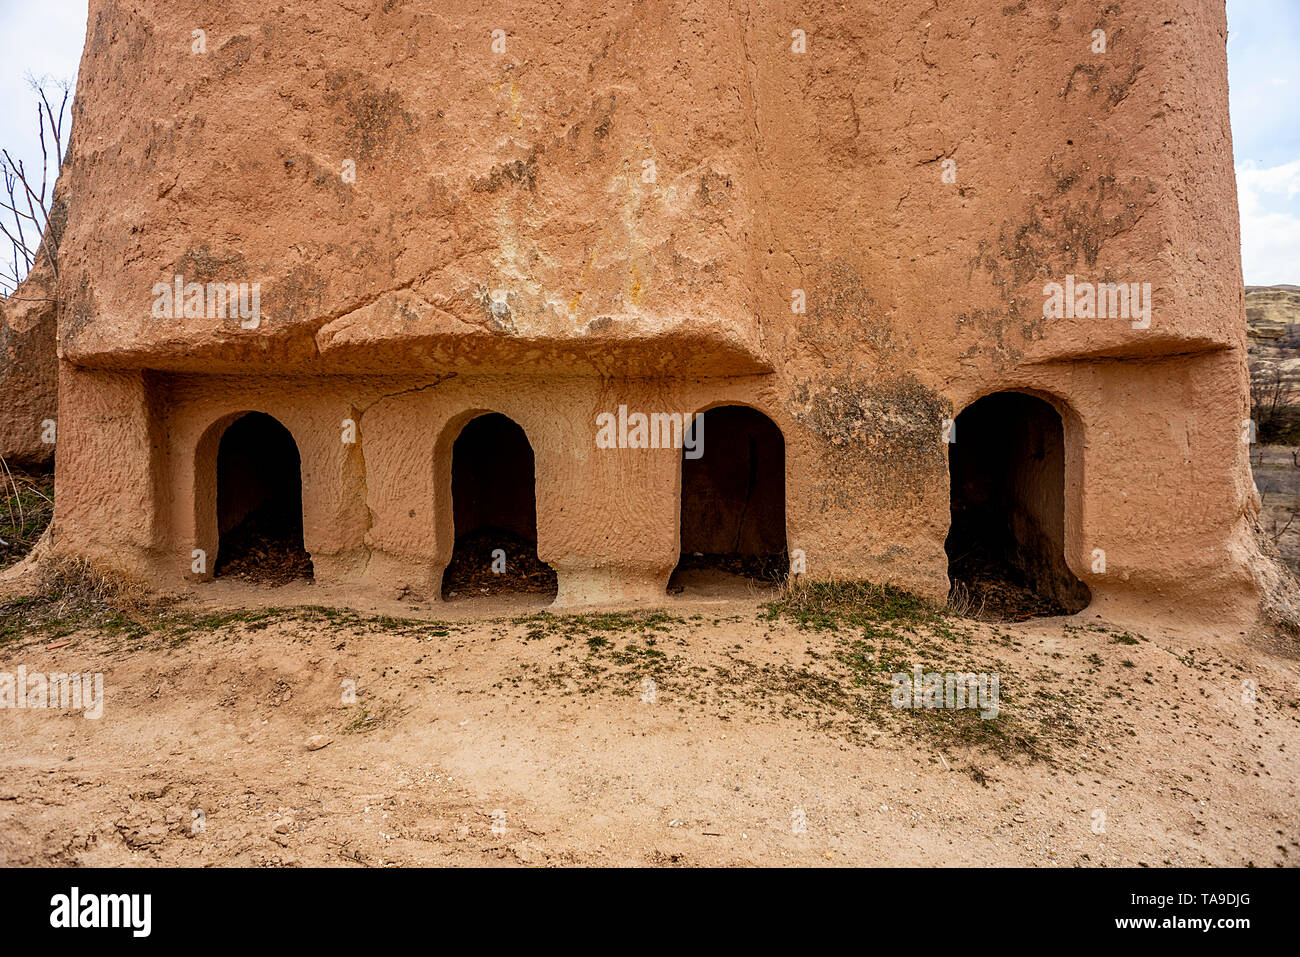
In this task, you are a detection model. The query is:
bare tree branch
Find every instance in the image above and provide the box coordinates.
[0,77,71,298]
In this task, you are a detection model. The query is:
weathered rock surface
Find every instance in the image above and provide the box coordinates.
[1247,284,1300,388]
[0,253,58,467]
[57,0,1245,372]
[36,0,1276,629]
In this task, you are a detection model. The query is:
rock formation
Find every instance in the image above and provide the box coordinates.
[1247,284,1300,390]
[0,252,58,468]
[23,0,1273,625]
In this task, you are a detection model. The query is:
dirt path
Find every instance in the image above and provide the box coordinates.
[1,586,1297,867]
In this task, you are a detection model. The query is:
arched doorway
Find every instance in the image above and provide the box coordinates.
[945,392,1090,618]
[213,412,312,584]
[440,412,557,600]
[671,405,788,592]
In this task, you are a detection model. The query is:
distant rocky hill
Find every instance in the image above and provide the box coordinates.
[1247,284,1300,377]
[1245,287,1300,568]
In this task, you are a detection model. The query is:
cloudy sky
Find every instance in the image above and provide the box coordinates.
[0,0,1295,285]
[1227,0,1300,285]
[0,0,87,225]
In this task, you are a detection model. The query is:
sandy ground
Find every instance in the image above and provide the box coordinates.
[0,573,1297,868]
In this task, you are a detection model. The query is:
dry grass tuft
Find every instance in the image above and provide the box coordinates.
[945,580,988,620]
[1,556,160,644]
[763,576,944,631]
[0,459,54,571]
[33,556,153,617]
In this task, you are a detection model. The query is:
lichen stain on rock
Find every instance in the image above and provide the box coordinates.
[697,171,732,207]
[60,277,97,353]
[959,162,1158,367]
[473,285,515,333]
[568,93,618,159]
[395,298,423,324]
[214,35,253,80]
[276,153,354,206]
[1063,61,1145,109]
[175,244,248,284]
[789,373,952,510]
[797,259,901,376]
[45,194,69,258]
[1061,13,1145,111]
[421,177,463,220]
[87,1,154,74]
[261,263,326,329]
[323,72,418,164]
[473,154,539,193]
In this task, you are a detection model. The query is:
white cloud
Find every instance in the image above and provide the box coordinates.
[1237,159,1300,285]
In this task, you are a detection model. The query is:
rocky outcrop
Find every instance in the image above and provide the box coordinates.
[0,252,58,467]
[39,0,1270,630]
[1247,284,1300,387]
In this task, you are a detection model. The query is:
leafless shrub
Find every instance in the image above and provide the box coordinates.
[0,76,70,298]
[945,580,988,620]
[1249,362,1299,445]
[0,457,54,570]
[32,556,152,618]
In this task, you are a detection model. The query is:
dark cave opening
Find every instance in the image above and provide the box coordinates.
[946,392,1090,619]
[214,412,312,585]
[441,412,557,600]
[671,405,788,590]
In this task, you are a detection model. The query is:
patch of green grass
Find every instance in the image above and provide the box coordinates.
[339,702,398,734]
[0,562,466,649]
[760,579,946,632]
[0,557,157,645]
[510,609,683,641]
[503,579,1098,767]
[751,580,1087,760]
[154,608,287,644]
[607,641,668,667]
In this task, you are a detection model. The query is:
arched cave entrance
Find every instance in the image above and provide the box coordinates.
[670,405,788,592]
[945,392,1090,619]
[214,412,313,584]
[440,412,557,600]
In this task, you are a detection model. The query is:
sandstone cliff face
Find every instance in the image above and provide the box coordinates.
[43,0,1267,626]
[58,0,1243,376]
[0,254,58,467]
[1247,285,1300,387]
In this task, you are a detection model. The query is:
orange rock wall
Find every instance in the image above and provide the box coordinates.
[47,0,1260,623]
